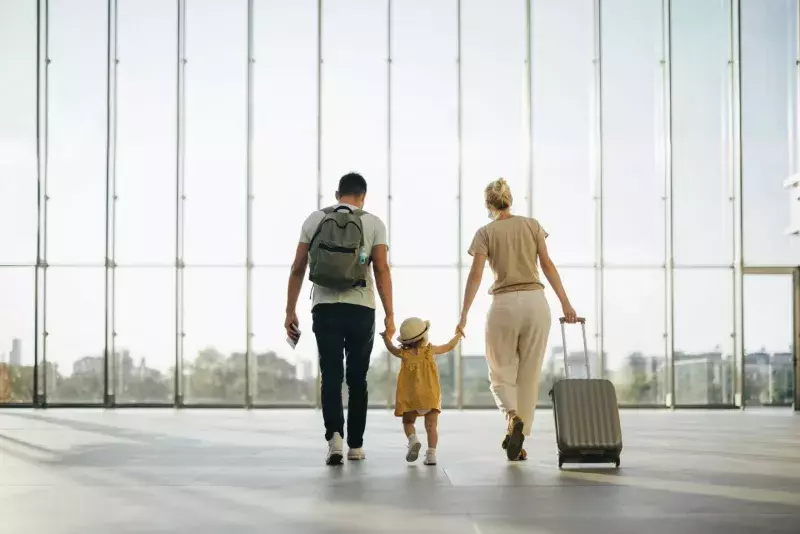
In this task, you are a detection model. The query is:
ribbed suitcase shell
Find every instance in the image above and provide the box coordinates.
[551,379,622,456]
[549,319,622,467]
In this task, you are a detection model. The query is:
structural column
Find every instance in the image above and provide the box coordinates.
[104,0,119,406]
[455,0,464,409]
[730,0,745,408]
[34,0,51,407]
[661,0,675,408]
[245,0,255,407]
[592,0,605,378]
[175,0,187,407]
[315,0,323,408]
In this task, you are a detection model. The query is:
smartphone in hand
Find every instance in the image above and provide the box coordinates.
[286,324,301,349]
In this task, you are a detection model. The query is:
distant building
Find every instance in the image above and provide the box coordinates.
[744,351,771,405]
[611,352,667,404]
[674,351,734,405]
[73,355,104,376]
[10,339,22,366]
[768,352,793,406]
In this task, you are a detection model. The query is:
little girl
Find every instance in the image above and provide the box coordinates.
[382,317,462,466]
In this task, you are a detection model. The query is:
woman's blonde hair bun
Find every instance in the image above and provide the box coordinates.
[484,178,513,211]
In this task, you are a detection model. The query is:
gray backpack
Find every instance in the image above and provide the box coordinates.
[308,206,369,290]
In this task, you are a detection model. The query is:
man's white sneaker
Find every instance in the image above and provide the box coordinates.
[406,435,422,463]
[347,447,366,461]
[326,432,344,466]
[423,449,437,466]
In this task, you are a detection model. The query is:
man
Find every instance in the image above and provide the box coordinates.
[285,172,395,465]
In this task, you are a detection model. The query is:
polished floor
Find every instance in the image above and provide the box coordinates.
[1,408,799,533]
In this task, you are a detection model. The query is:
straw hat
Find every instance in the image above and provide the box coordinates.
[398,317,430,344]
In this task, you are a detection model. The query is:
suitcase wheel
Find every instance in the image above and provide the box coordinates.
[557,455,564,469]
[614,457,620,468]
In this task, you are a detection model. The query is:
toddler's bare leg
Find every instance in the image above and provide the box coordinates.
[424,411,439,449]
[402,412,417,437]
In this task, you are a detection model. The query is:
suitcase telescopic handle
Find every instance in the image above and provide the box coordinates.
[559,317,589,379]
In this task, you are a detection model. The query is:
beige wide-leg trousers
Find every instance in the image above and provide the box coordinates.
[485,290,551,436]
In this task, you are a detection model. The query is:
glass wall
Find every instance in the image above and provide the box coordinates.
[0,0,797,408]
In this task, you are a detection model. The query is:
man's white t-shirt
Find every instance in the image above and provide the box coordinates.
[299,203,388,309]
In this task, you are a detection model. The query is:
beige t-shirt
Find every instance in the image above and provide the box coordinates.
[468,216,548,295]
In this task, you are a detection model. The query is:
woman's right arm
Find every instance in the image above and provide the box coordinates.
[538,238,577,323]
[459,253,487,334]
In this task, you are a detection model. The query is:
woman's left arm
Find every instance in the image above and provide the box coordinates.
[458,253,487,334]
[538,237,577,323]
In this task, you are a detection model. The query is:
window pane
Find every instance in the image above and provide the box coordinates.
[672,0,733,265]
[461,0,527,256]
[391,268,458,408]
[532,0,595,265]
[253,0,318,266]
[0,268,35,403]
[252,267,315,405]
[0,2,37,264]
[48,0,107,264]
[116,0,177,265]
[542,268,597,402]
[391,0,458,265]
[114,268,175,403]
[46,267,105,402]
[460,266,494,406]
[741,0,800,265]
[601,0,665,265]
[183,0,247,265]
[674,269,735,405]
[321,0,388,223]
[603,269,666,405]
[183,268,246,403]
[744,274,794,406]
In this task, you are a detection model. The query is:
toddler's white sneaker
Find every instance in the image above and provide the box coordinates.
[406,435,422,462]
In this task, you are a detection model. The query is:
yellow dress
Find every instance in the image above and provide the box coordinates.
[394,344,442,417]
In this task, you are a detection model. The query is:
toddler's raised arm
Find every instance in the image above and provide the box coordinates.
[381,331,402,357]
[431,331,463,356]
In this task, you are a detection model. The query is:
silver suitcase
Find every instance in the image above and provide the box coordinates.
[549,318,622,468]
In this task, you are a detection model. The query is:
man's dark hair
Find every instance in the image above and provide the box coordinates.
[338,172,368,197]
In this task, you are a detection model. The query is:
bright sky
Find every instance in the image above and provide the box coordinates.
[0,0,797,377]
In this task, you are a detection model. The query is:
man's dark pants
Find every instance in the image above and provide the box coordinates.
[312,303,375,448]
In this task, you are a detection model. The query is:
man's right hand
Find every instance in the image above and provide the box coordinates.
[383,314,396,341]
[285,311,299,338]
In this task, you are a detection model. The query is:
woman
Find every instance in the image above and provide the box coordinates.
[458,178,577,461]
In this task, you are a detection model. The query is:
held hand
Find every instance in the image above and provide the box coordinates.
[456,316,467,338]
[284,311,299,338]
[561,302,578,324]
[383,315,396,341]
